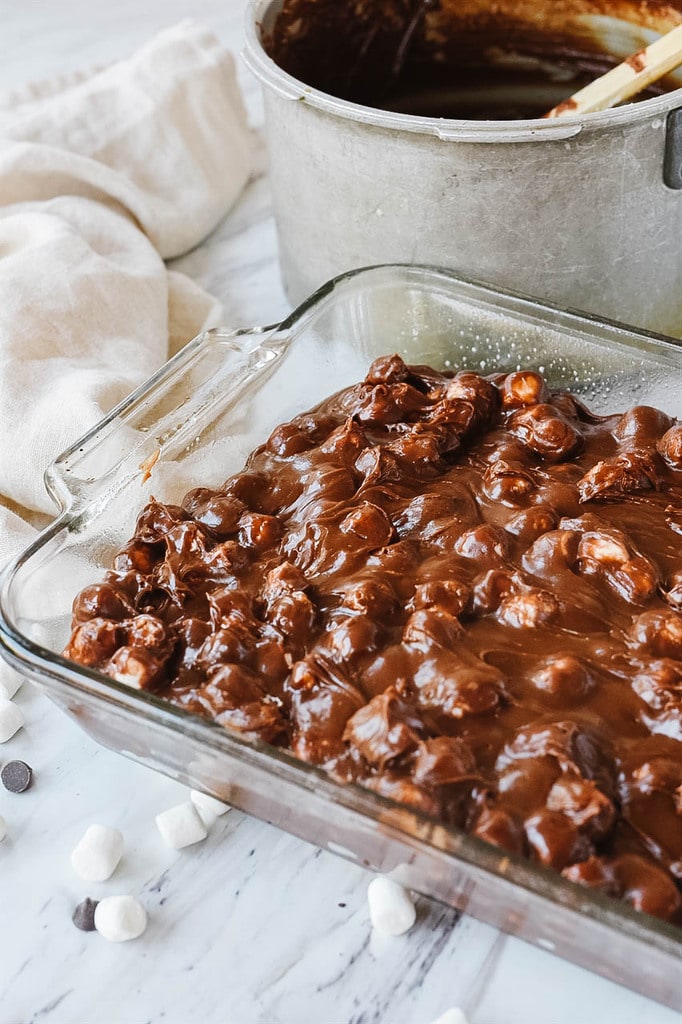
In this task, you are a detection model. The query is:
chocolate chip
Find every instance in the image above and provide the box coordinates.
[1,759,33,793]
[72,898,99,932]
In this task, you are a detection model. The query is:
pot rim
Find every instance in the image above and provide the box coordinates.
[243,0,682,142]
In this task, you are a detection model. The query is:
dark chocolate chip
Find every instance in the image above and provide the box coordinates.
[1,760,33,793]
[72,898,99,932]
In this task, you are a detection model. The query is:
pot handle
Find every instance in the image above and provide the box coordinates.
[664,108,682,188]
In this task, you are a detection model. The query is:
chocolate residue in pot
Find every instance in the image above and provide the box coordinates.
[64,357,682,924]
[264,0,682,119]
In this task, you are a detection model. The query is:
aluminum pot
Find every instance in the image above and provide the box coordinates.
[243,0,682,337]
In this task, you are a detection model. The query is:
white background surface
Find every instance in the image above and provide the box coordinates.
[0,3,679,1023]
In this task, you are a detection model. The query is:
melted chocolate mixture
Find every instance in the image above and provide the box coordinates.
[265,0,680,118]
[65,357,682,923]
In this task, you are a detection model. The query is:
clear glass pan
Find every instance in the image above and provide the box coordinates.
[1,265,681,1008]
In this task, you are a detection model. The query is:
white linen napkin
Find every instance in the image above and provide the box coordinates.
[0,19,253,583]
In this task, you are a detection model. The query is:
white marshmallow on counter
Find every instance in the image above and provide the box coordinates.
[155,801,207,849]
[367,875,416,936]
[71,824,124,881]
[94,895,147,942]
[0,699,24,743]
[429,1010,471,1024]
[0,815,6,842]
[0,667,23,702]
[190,789,230,823]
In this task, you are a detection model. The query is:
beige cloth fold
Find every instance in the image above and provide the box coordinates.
[0,20,253,579]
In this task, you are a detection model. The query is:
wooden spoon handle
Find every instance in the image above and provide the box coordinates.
[545,23,682,118]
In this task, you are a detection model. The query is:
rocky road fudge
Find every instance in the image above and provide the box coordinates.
[64,355,682,922]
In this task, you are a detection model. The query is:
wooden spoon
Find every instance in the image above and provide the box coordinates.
[544,23,682,118]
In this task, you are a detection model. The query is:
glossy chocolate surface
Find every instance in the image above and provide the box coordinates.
[64,356,682,922]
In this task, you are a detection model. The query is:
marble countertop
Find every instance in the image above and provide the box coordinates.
[0,3,679,1023]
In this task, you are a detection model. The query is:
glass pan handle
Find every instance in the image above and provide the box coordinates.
[44,325,279,513]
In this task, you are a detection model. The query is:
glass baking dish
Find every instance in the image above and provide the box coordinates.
[1,265,681,1008]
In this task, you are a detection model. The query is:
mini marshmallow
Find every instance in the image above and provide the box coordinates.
[94,895,147,942]
[0,815,6,842]
[0,668,23,702]
[190,789,230,822]
[429,1010,471,1024]
[71,824,124,881]
[155,801,207,849]
[367,876,416,936]
[0,699,23,743]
